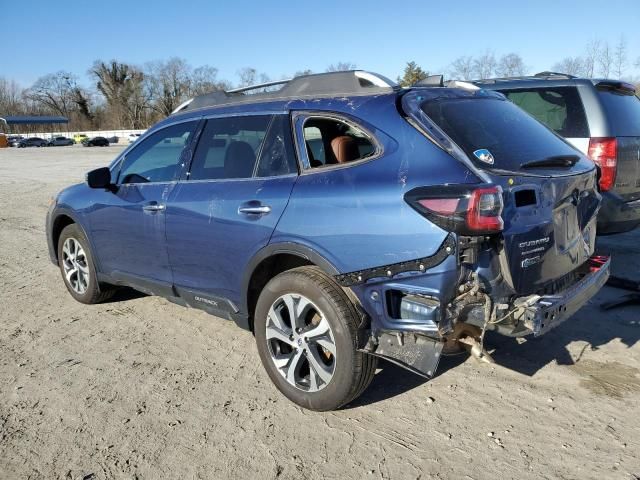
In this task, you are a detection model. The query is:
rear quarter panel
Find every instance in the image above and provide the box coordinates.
[273,96,480,273]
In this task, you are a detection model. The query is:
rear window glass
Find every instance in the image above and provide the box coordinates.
[501,87,589,138]
[414,94,581,171]
[598,90,640,137]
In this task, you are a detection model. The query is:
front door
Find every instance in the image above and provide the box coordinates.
[87,120,199,292]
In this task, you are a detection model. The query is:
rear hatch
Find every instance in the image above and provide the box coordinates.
[402,87,600,294]
[595,81,640,202]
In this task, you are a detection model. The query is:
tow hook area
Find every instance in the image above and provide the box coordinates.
[442,322,495,364]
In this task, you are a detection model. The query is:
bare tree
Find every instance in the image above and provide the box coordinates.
[597,42,614,77]
[613,36,628,78]
[496,53,527,77]
[189,66,230,96]
[237,68,257,87]
[146,57,192,117]
[0,77,24,115]
[552,56,586,76]
[584,39,601,77]
[294,69,313,77]
[24,72,78,117]
[325,62,356,72]
[473,51,497,79]
[91,60,146,128]
[449,56,474,80]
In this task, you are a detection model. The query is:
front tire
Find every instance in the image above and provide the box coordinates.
[254,266,376,411]
[57,224,114,304]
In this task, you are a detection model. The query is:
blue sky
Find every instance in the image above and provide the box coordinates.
[5,0,640,87]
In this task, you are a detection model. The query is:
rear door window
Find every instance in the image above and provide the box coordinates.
[597,90,640,137]
[501,87,589,138]
[402,89,586,172]
[255,115,298,177]
[189,115,272,180]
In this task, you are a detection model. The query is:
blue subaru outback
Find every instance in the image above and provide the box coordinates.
[47,71,610,411]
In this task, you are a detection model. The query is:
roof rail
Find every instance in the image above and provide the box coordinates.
[534,71,576,79]
[226,79,292,94]
[175,70,398,114]
[470,71,578,85]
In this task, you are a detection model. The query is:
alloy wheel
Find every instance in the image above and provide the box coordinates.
[61,237,90,295]
[265,293,337,392]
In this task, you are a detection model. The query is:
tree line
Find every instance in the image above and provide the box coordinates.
[0,60,357,132]
[1,38,638,132]
[398,37,639,86]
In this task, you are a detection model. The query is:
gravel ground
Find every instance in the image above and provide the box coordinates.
[1,145,639,480]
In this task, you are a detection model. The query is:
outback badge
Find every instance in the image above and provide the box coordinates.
[473,148,495,165]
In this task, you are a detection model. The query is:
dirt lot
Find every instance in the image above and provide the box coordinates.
[0,145,639,480]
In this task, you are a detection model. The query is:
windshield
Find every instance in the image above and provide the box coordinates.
[402,88,592,173]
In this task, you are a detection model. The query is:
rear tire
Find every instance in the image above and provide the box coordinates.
[57,224,115,304]
[254,266,376,411]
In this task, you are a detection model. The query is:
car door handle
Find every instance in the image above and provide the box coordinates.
[238,204,271,215]
[143,203,166,212]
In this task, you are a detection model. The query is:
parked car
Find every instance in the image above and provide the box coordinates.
[46,71,609,411]
[106,136,119,144]
[128,133,142,144]
[82,136,109,147]
[73,134,89,144]
[18,137,47,148]
[474,72,640,235]
[48,136,75,147]
[7,135,24,147]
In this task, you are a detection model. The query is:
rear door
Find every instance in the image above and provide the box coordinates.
[596,85,640,202]
[165,113,298,315]
[402,89,600,294]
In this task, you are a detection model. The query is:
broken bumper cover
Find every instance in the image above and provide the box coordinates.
[522,256,610,336]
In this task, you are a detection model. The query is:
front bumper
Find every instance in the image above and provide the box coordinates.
[519,256,610,336]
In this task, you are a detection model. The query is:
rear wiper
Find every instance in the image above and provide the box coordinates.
[520,155,579,169]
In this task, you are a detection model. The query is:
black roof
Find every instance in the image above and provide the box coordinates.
[177,70,398,114]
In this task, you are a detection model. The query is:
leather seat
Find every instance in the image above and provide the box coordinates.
[224,141,256,178]
[330,136,360,164]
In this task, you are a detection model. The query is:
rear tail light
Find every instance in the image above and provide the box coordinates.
[406,184,504,235]
[588,137,617,191]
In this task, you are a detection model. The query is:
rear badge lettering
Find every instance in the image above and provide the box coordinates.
[519,237,550,249]
[473,148,495,165]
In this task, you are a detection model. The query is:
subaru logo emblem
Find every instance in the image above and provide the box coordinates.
[473,149,495,165]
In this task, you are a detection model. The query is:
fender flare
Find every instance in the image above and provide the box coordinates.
[49,207,99,269]
[239,241,340,313]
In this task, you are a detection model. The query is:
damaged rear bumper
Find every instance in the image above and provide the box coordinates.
[517,256,610,336]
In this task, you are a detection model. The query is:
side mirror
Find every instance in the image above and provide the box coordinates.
[86,167,113,189]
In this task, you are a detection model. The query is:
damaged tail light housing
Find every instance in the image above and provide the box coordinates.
[406,184,504,235]
[588,137,617,192]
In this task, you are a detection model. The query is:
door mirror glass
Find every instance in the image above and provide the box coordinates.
[86,167,112,189]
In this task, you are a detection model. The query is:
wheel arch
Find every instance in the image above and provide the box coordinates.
[242,243,341,332]
[49,211,93,265]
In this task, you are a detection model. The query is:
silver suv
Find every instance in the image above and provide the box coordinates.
[475,72,640,234]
